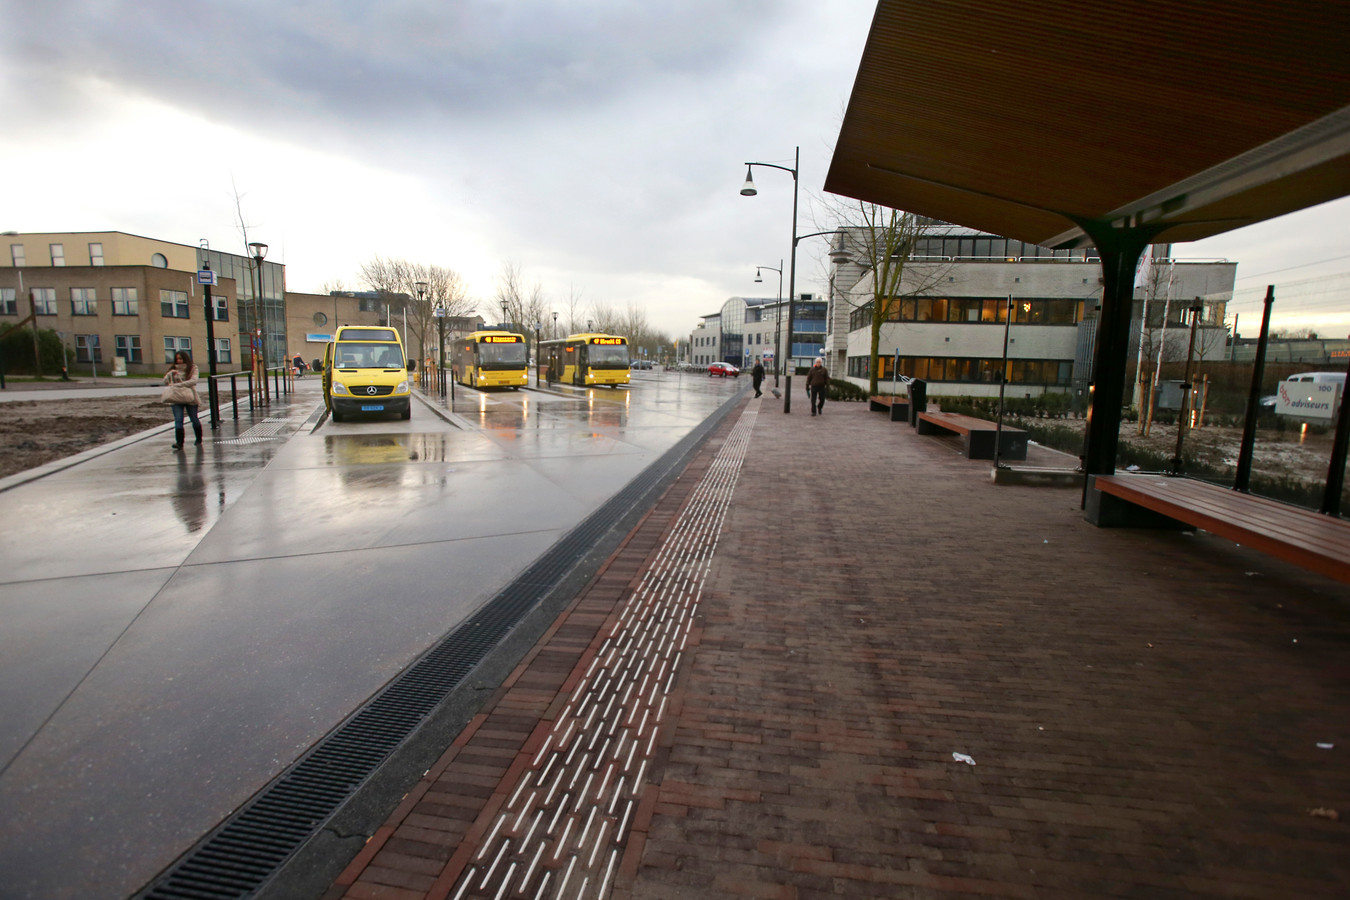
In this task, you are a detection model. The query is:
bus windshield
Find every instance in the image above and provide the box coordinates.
[478,340,527,368]
[588,343,629,367]
[333,342,405,369]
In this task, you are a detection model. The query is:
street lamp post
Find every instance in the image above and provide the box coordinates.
[741,149,800,412]
[247,241,269,407]
[552,311,558,339]
[535,321,543,387]
[199,239,220,428]
[741,149,850,412]
[755,262,783,387]
[501,300,509,329]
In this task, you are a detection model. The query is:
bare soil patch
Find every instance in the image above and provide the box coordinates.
[0,396,170,479]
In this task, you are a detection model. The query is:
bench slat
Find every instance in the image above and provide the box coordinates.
[1099,477,1347,550]
[1095,474,1350,582]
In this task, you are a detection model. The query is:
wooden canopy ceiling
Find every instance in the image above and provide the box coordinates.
[824,0,1350,249]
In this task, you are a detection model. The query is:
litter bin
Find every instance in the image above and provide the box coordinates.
[908,379,927,427]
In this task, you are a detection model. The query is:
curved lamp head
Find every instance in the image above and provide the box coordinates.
[247,241,268,262]
[739,166,757,196]
[415,280,429,296]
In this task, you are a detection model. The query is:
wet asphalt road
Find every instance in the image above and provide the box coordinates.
[0,370,744,900]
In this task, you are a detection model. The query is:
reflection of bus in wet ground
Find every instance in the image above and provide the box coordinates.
[539,333,631,387]
[453,330,528,389]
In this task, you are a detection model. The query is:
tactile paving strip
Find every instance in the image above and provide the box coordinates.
[217,415,309,445]
[447,404,757,900]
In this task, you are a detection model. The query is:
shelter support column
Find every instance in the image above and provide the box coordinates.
[1076,220,1165,513]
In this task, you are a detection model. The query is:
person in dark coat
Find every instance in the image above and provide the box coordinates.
[751,361,765,397]
[805,357,829,416]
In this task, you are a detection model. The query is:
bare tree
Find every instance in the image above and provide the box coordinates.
[318,278,348,295]
[494,262,547,332]
[829,202,950,395]
[588,302,621,337]
[361,256,473,361]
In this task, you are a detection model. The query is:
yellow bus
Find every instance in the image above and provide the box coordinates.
[539,333,631,387]
[452,330,528,389]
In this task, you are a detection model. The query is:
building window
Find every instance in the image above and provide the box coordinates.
[75,334,102,363]
[71,287,97,315]
[50,244,65,266]
[32,287,57,315]
[112,287,139,315]
[213,296,229,321]
[115,335,143,363]
[0,287,14,315]
[862,354,1073,386]
[160,289,189,318]
[10,244,26,266]
[214,337,232,364]
[89,242,105,266]
[164,336,191,363]
[151,252,168,268]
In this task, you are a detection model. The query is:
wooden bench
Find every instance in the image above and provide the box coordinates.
[916,411,1028,460]
[1089,474,1350,583]
[868,395,910,421]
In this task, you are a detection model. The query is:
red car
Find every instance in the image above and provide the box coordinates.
[708,362,740,377]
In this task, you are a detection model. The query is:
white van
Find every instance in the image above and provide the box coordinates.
[1273,371,1345,420]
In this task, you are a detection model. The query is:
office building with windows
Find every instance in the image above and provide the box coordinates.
[690,294,826,372]
[1,231,286,374]
[826,224,1235,399]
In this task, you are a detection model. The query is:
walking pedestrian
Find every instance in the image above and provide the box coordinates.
[805,357,829,416]
[162,350,203,450]
[751,360,765,397]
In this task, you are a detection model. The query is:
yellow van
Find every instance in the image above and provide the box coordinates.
[322,325,416,421]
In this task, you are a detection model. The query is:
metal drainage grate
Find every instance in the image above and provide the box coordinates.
[137,393,741,900]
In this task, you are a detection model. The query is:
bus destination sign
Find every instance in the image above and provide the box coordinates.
[483,335,522,343]
[591,337,625,345]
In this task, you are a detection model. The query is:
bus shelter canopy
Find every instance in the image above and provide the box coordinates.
[823,0,1350,250]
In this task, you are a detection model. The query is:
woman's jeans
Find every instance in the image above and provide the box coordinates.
[171,403,201,428]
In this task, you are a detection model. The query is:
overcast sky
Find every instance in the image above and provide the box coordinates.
[2,0,1346,338]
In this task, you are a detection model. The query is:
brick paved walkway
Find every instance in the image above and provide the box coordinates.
[325,397,1350,900]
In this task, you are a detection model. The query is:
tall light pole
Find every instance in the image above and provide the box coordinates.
[552,311,558,339]
[501,300,509,329]
[755,262,783,387]
[741,149,800,411]
[247,241,268,407]
[535,320,543,387]
[199,239,220,427]
[741,149,849,411]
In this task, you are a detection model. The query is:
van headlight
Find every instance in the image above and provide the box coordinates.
[396,380,409,393]
[332,383,351,395]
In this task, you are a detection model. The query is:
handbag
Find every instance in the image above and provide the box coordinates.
[160,383,198,405]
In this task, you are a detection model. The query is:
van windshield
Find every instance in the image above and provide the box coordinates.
[333,342,405,368]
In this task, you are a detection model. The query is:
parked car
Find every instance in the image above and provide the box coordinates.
[708,362,740,377]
